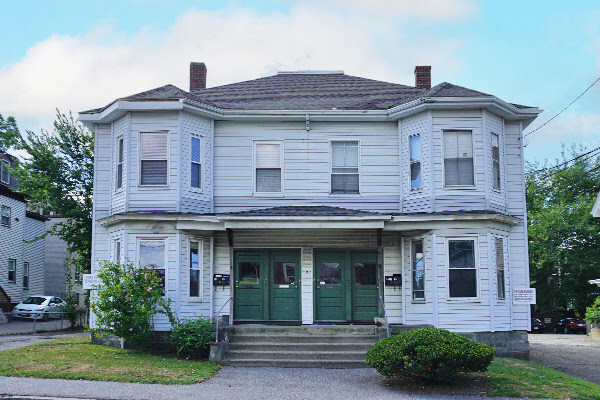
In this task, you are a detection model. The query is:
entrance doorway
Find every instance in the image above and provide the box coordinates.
[314,249,379,322]
[234,249,301,322]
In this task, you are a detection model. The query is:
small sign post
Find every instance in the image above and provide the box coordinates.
[513,288,536,305]
[82,274,103,290]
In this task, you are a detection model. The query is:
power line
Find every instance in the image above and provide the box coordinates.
[523,75,600,138]
[532,145,600,174]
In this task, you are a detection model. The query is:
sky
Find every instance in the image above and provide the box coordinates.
[0,0,599,163]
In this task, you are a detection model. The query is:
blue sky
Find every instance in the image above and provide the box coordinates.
[1,0,599,163]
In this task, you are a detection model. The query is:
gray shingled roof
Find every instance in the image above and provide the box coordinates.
[81,72,534,114]
[219,205,387,217]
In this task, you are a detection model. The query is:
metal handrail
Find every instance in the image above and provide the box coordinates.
[214,296,232,343]
[379,296,390,338]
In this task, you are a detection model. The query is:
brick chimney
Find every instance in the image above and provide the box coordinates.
[414,66,431,89]
[190,62,207,92]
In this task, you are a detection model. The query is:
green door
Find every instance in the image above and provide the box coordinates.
[314,249,380,322]
[315,250,348,321]
[234,249,301,321]
[234,251,263,320]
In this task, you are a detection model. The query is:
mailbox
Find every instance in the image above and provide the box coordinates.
[385,274,402,287]
[213,274,231,286]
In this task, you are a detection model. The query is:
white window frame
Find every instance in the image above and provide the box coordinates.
[495,237,506,300]
[23,262,29,289]
[115,136,124,192]
[445,236,479,301]
[1,206,10,227]
[491,132,501,191]
[190,134,203,192]
[329,139,361,195]
[137,237,167,294]
[253,140,284,195]
[409,134,422,191]
[138,131,169,187]
[188,238,204,302]
[410,239,425,302]
[8,259,16,283]
[442,130,476,189]
[1,161,10,185]
[113,239,122,263]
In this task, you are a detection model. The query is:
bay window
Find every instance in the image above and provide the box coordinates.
[140,132,168,186]
[139,239,166,292]
[443,130,474,186]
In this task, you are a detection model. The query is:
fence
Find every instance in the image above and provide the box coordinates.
[0,309,89,334]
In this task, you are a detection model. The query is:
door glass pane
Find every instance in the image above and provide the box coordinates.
[273,262,295,284]
[239,262,260,284]
[319,262,341,284]
[354,262,377,285]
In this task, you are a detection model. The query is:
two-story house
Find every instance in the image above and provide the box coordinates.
[80,64,541,358]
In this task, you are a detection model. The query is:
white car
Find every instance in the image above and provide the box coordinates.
[13,296,66,320]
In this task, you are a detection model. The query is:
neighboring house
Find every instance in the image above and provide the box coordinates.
[593,191,600,218]
[0,151,48,310]
[79,64,541,354]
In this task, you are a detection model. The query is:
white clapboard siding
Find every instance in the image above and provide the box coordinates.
[127,111,179,211]
[0,196,27,302]
[22,216,46,298]
[399,111,433,212]
[179,112,213,213]
[212,230,402,324]
[213,121,400,212]
[110,114,129,214]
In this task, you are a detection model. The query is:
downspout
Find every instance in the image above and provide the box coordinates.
[209,235,215,319]
[377,229,384,318]
[227,228,234,326]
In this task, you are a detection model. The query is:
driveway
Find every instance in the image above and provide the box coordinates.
[529,332,600,385]
[0,331,87,351]
[0,318,73,336]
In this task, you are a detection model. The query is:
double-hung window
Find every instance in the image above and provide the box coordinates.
[443,131,474,186]
[411,239,425,300]
[140,132,168,186]
[191,136,202,190]
[139,239,166,293]
[189,240,202,299]
[331,141,359,194]
[491,133,501,190]
[495,237,506,300]
[448,239,477,298]
[116,138,124,190]
[113,240,121,263]
[254,141,282,193]
[8,259,16,282]
[1,161,9,184]
[23,262,29,289]
[1,206,10,227]
[409,135,422,190]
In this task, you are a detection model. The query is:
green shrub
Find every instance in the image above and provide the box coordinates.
[586,296,600,324]
[170,318,213,359]
[365,327,495,382]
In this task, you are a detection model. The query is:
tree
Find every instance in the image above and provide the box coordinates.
[2,111,94,276]
[0,114,20,151]
[527,146,600,316]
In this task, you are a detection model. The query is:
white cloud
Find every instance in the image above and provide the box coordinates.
[0,5,468,133]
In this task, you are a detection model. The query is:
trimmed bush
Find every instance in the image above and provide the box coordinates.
[170,318,213,359]
[365,327,495,382]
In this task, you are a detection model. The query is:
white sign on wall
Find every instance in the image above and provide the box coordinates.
[513,288,536,305]
[82,274,103,290]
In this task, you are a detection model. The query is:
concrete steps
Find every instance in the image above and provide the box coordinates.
[220,325,380,368]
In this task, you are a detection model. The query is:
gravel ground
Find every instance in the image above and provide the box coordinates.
[0,367,525,400]
[529,332,600,385]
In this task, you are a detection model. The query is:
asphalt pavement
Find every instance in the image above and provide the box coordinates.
[0,319,73,336]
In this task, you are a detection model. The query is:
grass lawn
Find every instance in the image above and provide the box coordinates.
[384,357,600,399]
[0,337,221,384]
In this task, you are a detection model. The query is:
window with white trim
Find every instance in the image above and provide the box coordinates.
[23,262,29,289]
[189,240,202,298]
[254,141,282,193]
[116,137,124,190]
[139,239,166,294]
[1,206,10,227]
[409,135,422,190]
[331,141,359,194]
[113,240,121,263]
[495,237,506,300]
[443,130,474,186]
[411,239,425,300]
[491,133,501,190]
[448,239,477,298]
[8,259,16,282]
[140,132,168,186]
[1,161,9,184]
[191,136,202,189]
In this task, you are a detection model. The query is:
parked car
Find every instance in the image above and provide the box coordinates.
[554,318,587,334]
[12,296,66,321]
[530,318,545,333]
